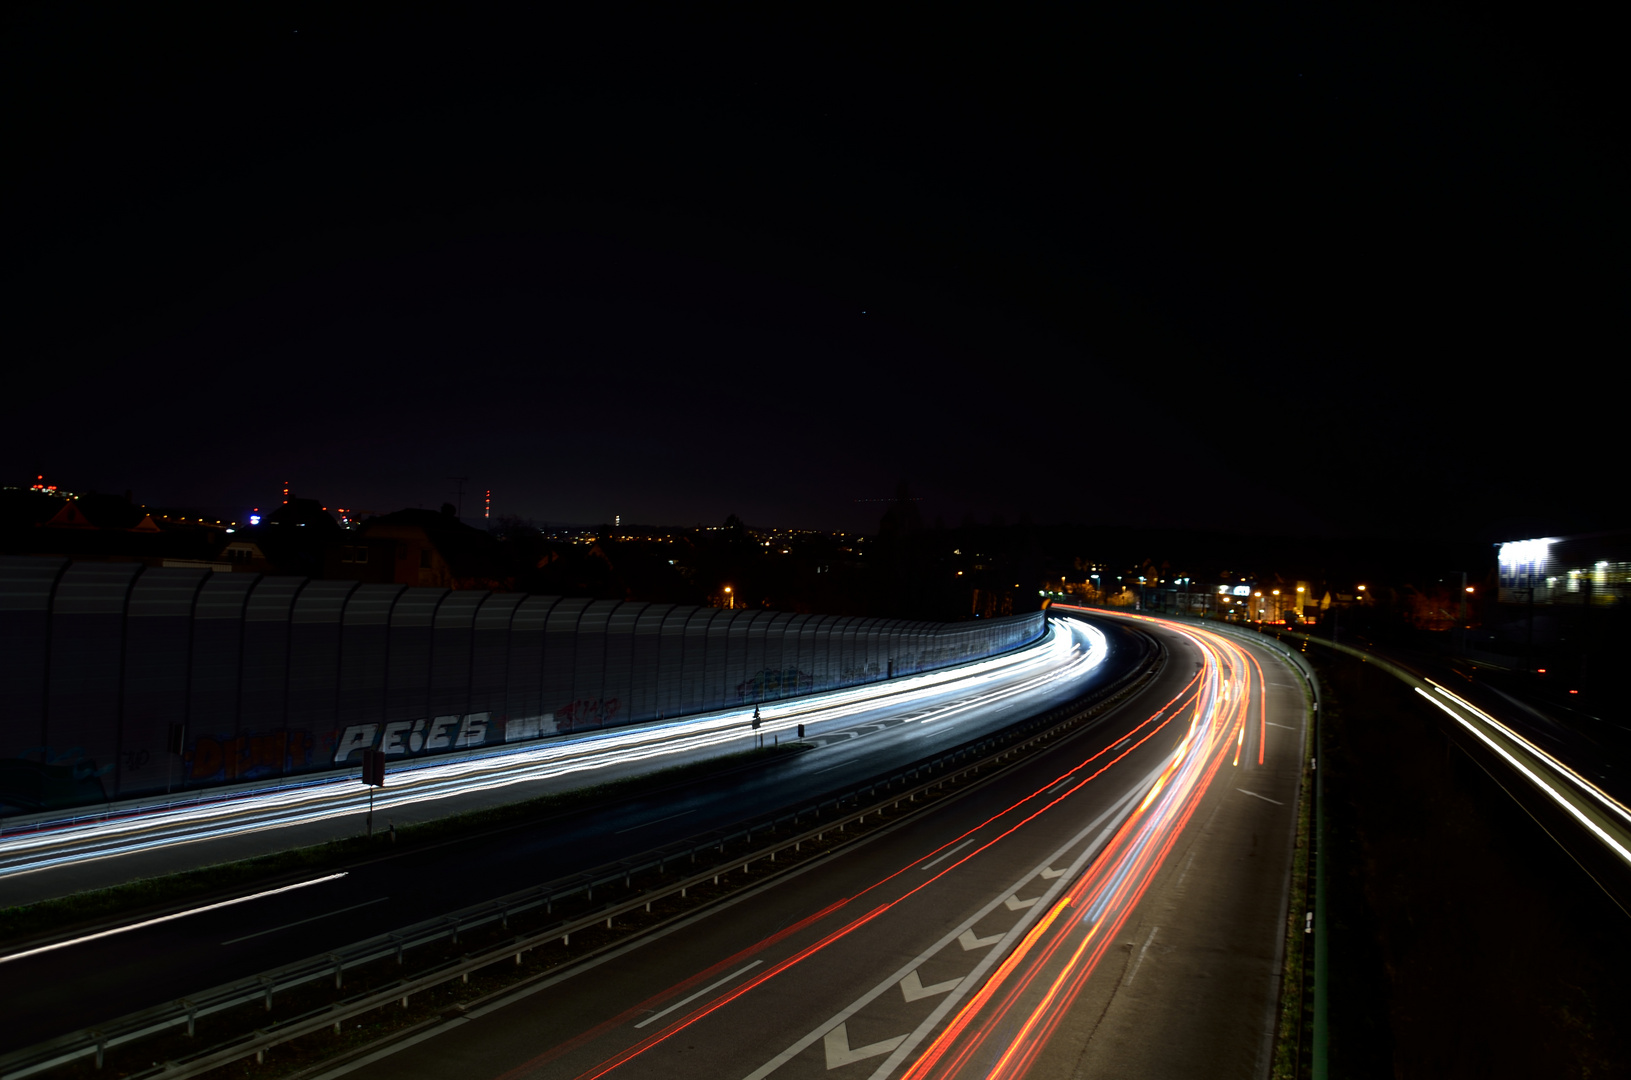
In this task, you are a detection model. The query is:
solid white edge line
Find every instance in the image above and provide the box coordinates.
[860,779,1155,1080]
[301,1015,470,1080]
[738,765,1155,1080]
[613,809,699,835]
[221,895,391,946]
[0,872,349,965]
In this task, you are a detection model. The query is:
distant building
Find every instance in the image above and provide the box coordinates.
[325,507,509,591]
[0,487,229,565]
[1497,532,1631,607]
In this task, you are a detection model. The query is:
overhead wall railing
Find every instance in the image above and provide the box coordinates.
[0,557,1044,808]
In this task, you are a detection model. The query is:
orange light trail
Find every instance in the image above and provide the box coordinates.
[569,693,1193,1080]
[900,614,1262,1080]
[555,620,1203,1080]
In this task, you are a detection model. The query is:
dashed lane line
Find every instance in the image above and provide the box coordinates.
[918,839,977,871]
[634,961,762,1029]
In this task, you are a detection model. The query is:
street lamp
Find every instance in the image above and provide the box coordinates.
[724,585,733,610]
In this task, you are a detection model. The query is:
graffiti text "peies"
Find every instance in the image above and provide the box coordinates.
[332,714,489,765]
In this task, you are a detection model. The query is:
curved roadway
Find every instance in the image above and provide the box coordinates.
[1,618,1140,1052]
[290,612,1309,1080]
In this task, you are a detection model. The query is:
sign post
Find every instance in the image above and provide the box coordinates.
[752,706,761,748]
[166,723,185,795]
[360,749,385,836]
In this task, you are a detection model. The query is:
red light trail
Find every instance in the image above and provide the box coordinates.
[898,614,1263,1080]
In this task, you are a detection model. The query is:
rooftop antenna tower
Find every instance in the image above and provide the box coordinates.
[446,475,468,519]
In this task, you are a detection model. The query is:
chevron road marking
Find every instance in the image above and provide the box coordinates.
[958,929,1004,951]
[900,970,962,1002]
[824,1023,906,1069]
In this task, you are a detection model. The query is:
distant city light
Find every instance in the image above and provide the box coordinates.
[249,515,261,525]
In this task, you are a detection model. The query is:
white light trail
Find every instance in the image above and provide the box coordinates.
[1414,688,1631,867]
[0,622,1106,880]
[0,873,348,965]
[1428,683,1631,827]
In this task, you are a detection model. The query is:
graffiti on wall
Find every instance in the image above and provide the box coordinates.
[736,668,814,702]
[11,745,116,780]
[187,731,316,782]
[330,714,491,765]
[505,714,556,742]
[555,699,621,730]
[0,747,114,812]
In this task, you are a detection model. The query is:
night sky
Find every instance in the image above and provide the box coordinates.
[5,8,1621,542]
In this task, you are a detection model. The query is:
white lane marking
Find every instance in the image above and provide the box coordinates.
[1175,795,1228,891]
[811,762,851,775]
[1125,925,1159,986]
[1114,737,1132,750]
[221,896,389,945]
[864,775,1161,1080]
[1237,789,1283,805]
[303,1016,469,1080]
[633,960,762,1029]
[918,838,977,871]
[1045,776,1077,794]
[825,1023,905,1069]
[958,929,1003,951]
[613,808,698,834]
[0,872,348,966]
[900,970,962,1002]
[744,771,1155,1080]
[1267,722,1298,731]
[461,822,860,1022]
[1039,866,1065,879]
[1004,894,1040,911]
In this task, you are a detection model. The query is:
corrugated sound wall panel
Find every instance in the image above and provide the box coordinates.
[0,555,1045,813]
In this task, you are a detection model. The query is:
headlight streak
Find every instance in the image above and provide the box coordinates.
[1,625,1105,881]
[900,618,1261,1080]
[1426,682,1631,829]
[0,872,348,965]
[1415,688,1631,867]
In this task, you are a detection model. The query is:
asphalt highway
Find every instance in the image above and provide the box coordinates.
[322,612,1307,1080]
[0,618,1145,1053]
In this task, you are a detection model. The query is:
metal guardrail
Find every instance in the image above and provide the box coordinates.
[1,626,1160,1080]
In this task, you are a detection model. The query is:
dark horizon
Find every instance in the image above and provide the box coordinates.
[4,9,1622,544]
